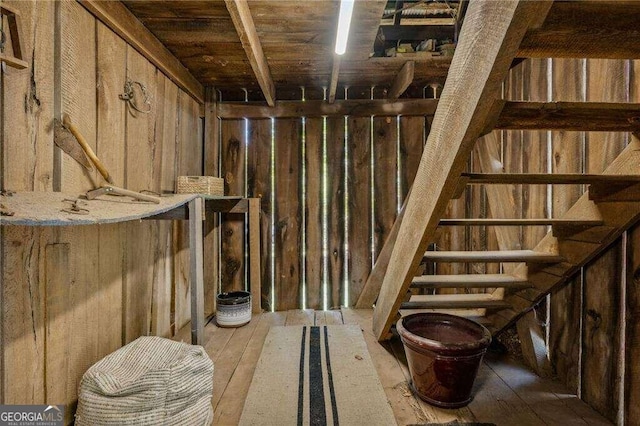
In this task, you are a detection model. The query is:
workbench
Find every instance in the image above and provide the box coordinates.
[0,192,261,346]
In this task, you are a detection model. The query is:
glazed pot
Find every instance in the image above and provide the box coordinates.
[396,313,491,408]
[216,291,251,327]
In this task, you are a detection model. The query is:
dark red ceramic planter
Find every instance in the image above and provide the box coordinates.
[397,313,491,408]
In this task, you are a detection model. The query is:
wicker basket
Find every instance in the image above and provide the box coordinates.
[177,176,224,196]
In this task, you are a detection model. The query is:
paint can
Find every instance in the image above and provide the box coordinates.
[216,291,252,327]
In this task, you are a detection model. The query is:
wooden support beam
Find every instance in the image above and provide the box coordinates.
[411,274,531,290]
[79,0,204,103]
[496,101,640,132]
[218,99,640,132]
[224,0,275,106]
[372,0,553,341]
[217,99,439,119]
[329,55,340,104]
[424,250,563,263]
[189,197,205,344]
[463,173,640,185]
[388,61,415,101]
[248,198,262,314]
[519,1,640,59]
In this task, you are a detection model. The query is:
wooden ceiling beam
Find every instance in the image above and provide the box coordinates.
[371,0,553,342]
[79,0,204,103]
[497,101,640,132]
[224,0,276,106]
[218,98,640,132]
[388,61,415,101]
[518,1,640,59]
[217,99,439,119]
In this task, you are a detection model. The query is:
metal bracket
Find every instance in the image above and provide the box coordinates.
[0,5,27,70]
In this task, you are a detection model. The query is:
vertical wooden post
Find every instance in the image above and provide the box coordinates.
[203,86,220,315]
[248,197,262,313]
[189,197,205,345]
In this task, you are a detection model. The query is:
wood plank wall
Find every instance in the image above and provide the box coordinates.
[0,1,202,419]
[215,87,430,311]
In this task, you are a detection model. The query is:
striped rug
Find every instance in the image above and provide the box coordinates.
[239,325,397,426]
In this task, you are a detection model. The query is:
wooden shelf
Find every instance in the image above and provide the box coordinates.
[0,191,264,346]
[0,191,197,226]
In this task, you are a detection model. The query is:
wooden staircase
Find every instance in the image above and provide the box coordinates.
[358,0,640,342]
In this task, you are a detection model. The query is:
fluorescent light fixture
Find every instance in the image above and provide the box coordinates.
[335,0,355,55]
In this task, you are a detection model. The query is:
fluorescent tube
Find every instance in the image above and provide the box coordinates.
[335,0,355,55]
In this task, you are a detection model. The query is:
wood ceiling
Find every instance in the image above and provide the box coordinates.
[122,0,454,97]
[122,0,640,102]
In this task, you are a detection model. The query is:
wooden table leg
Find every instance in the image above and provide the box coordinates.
[189,197,205,344]
[248,198,262,313]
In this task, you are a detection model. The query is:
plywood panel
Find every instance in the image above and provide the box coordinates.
[326,117,345,308]
[274,119,302,310]
[220,119,246,293]
[247,119,273,311]
[347,116,372,305]
[305,117,323,310]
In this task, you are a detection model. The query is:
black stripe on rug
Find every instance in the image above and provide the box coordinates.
[324,326,339,426]
[309,326,326,425]
[297,326,307,426]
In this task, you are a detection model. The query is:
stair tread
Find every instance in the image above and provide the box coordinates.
[423,250,563,263]
[462,173,640,185]
[439,218,603,226]
[401,299,512,310]
[411,274,531,289]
